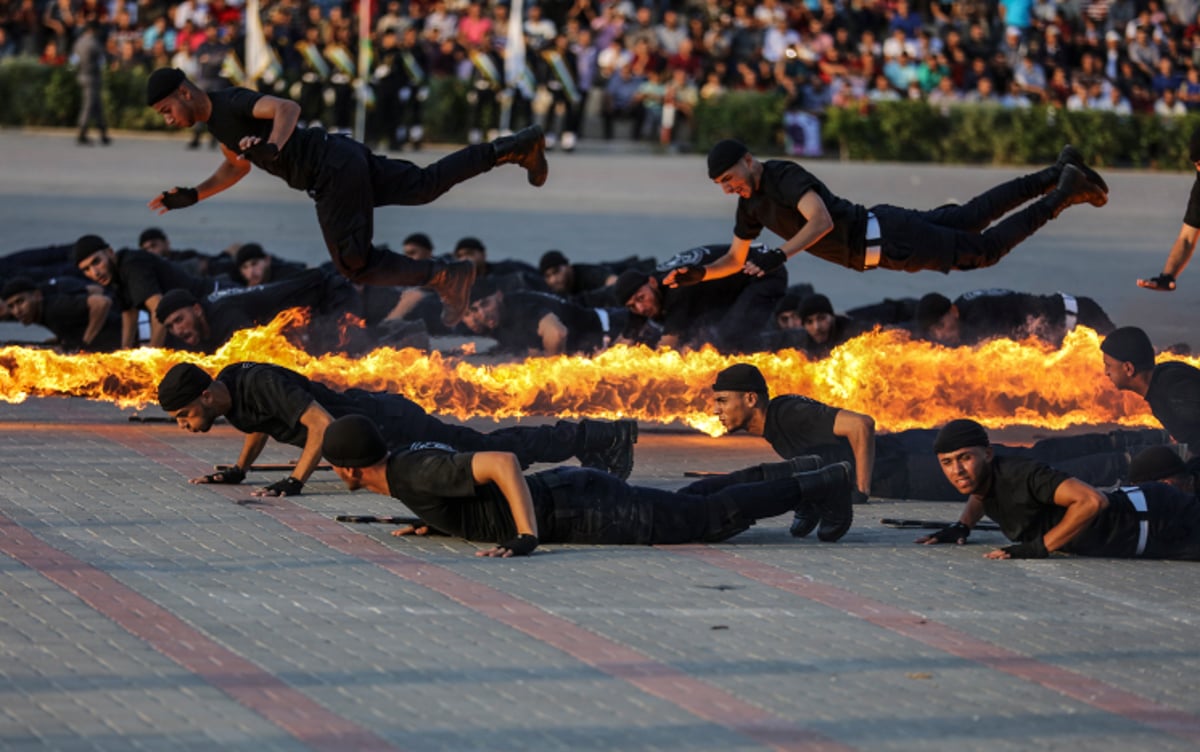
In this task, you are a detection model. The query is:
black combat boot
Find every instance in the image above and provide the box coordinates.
[1045,164,1108,220]
[426,259,476,326]
[1056,144,1108,199]
[793,461,854,542]
[492,125,549,187]
[787,457,833,538]
[578,419,638,479]
[760,454,824,481]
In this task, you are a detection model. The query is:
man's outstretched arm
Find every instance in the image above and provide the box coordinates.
[471,452,540,557]
[1138,223,1198,291]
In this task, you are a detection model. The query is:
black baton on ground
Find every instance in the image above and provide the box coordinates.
[216,463,332,472]
[880,518,1000,531]
[335,515,423,525]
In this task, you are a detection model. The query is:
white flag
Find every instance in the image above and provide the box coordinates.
[244,0,271,84]
[505,0,530,97]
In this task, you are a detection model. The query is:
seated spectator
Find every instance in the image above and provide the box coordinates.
[603,62,646,139]
[660,67,698,148]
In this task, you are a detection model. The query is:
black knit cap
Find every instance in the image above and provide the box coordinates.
[1190,126,1200,163]
[155,288,200,323]
[468,276,500,304]
[1128,445,1186,483]
[933,419,990,454]
[712,363,768,393]
[798,293,833,319]
[157,362,213,411]
[1100,326,1156,371]
[402,232,433,251]
[146,67,186,106]
[234,242,267,267]
[322,415,388,468]
[72,234,109,265]
[1,277,37,300]
[538,250,569,274]
[773,292,802,317]
[139,227,166,246]
[613,269,650,305]
[707,139,749,179]
[915,293,953,331]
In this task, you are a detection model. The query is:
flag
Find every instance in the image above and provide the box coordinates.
[506,0,530,97]
[244,0,278,85]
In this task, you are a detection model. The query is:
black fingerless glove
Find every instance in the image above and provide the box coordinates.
[929,521,971,544]
[672,266,706,287]
[205,465,245,484]
[500,533,539,556]
[750,247,788,273]
[160,187,199,210]
[1002,537,1048,559]
[1144,273,1176,291]
[242,141,279,162]
[263,476,304,496]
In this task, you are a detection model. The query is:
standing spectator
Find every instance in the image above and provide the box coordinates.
[72,21,110,146]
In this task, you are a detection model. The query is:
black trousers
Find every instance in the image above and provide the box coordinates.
[368,392,582,468]
[530,465,799,545]
[76,77,107,136]
[311,136,493,285]
[1065,483,1200,560]
[0,243,75,280]
[797,429,1132,501]
[872,169,1054,273]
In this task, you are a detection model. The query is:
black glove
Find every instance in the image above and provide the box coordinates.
[928,521,971,544]
[159,187,199,210]
[671,266,706,287]
[202,465,245,484]
[498,533,539,556]
[1140,273,1176,291]
[749,247,788,273]
[1001,537,1048,559]
[262,476,304,496]
[241,141,279,162]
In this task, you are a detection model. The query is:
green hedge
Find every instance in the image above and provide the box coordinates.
[3,58,1196,170]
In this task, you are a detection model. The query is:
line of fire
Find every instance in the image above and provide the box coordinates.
[2,308,1195,436]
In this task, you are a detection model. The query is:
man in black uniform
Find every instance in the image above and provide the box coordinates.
[791,293,868,359]
[1101,326,1200,457]
[233,242,309,287]
[461,277,622,356]
[73,234,230,348]
[539,250,619,307]
[454,236,546,293]
[664,140,1108,287]
[1137,127,1200,291]
[139,227,236,278]
[1129,445,1199,499]
[1,276,122,351]
[156,361,639,499]
[917,419,1200,561]
[155,269,364,353]
[709,363,1134,517]
[144,67,548,326]
[915,288,1115,346]
[614,243,787,352]
[320,414,856,556]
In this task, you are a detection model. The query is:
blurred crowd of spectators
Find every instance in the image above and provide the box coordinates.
[2,0,1200,152]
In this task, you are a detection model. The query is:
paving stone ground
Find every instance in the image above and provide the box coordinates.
[2,130,1199,751]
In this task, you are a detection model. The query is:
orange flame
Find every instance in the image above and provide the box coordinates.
[0,310,1193,436]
